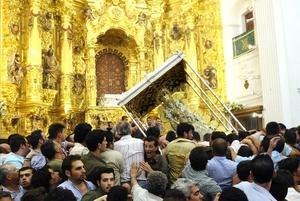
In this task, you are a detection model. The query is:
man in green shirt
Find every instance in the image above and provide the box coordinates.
[82,166,115,201]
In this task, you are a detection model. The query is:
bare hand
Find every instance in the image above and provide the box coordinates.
[139,161,153,173]
[130,163,141,179]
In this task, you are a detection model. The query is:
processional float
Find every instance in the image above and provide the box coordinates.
[117,51,246,137]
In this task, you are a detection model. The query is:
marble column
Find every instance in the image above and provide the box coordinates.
[59,15,72,112]
[255,0,300,126]
[25,0,42,103]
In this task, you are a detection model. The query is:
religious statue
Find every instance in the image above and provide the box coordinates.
[42,46,59,89]
[7,53,24,86]
[157,89,212,137]
[203,66,218,89]
[72,74,85,95]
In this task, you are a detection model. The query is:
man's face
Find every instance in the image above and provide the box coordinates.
[97,173,115,193]
[20,139,30,156]
[144,140,157,159]
[58,129,66,141]
[185,130,193,140]
[69,160,86,182]
[188,185,203,201]
[147,118,153,126]
[99,137,107,152]
[48,168,61,185]
[19,169,33,189]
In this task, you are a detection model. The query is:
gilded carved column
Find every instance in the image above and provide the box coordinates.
[60,15,72,112]
[86,46,97,107]
[184,15,198,70]
[184,15,200,106]
[138,47,147,77]
[25,0,42,102]
[153,24,164,68]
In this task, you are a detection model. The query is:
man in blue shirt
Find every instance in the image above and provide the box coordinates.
[58,155,96,200]
[207,138,237,189]
[235,154,276,201]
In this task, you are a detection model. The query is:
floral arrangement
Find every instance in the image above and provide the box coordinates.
[225,102,244,113]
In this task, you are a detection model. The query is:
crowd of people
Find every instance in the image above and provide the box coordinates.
[0,116,300,201]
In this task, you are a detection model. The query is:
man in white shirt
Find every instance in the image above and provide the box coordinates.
[235,154,277,201]
[69,123,91,156]
[114,122,146,185]
[131,164,168,201]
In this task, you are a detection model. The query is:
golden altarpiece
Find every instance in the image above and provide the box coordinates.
[0,0,226,137]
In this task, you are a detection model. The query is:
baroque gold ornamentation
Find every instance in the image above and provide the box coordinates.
[0,0,227,135]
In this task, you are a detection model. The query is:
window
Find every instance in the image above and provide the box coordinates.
[244,11,254,32]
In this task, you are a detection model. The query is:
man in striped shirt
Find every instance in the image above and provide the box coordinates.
[114,122,146,186]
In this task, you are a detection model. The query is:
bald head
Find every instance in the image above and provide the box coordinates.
[0,143,11,154]
[212,138,228,156]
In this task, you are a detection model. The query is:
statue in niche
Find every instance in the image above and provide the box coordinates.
[170,23,182,40]
[7,53,24,86]
[83,8,95,20]
[136,12,147,26]
[42,45,59,89]
[203,66,218,89]
[72,74,85,95]
[40,12,53,31]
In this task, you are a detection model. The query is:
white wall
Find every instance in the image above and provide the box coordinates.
[222,0,262,107]
[255,0,300,127]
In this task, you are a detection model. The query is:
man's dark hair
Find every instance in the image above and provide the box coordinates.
[73,123,92,143]
[0,191,12,199]
[189,147,208,171]
[270,170,293,201]
[212,138,228,156]
[44,187,76,201]
[121,116,128,121]
[146,126,160,139]
[41,140,56,160]
[176,123,194,138]
[31,166,52,192]
[261,135,285,153]
[105,131,114,146]
[237,146,253,157]
[284,129,297,145]
[226,133,238,145]
[29,130,43,149]
[238,131,250,141]
[21,187,47,201]
[163,189,186,201]
[144,136,159,147]
[61,155,82,177]
[9,134,26,153]
[85,129,106,151]
[107,186,128,201]
[266,121,280,135]
[88,166,115,187]
[19,167,33,176]
[278,157,300,174]
[278,123,286,131]
[211,131,227,141]
[251,154,274,184]
[237,160,251,181]
[48,123,65,140]
[166,131,176,142]
[219,187,248,201]
[203,133,211,142]
[192,131,201,142]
